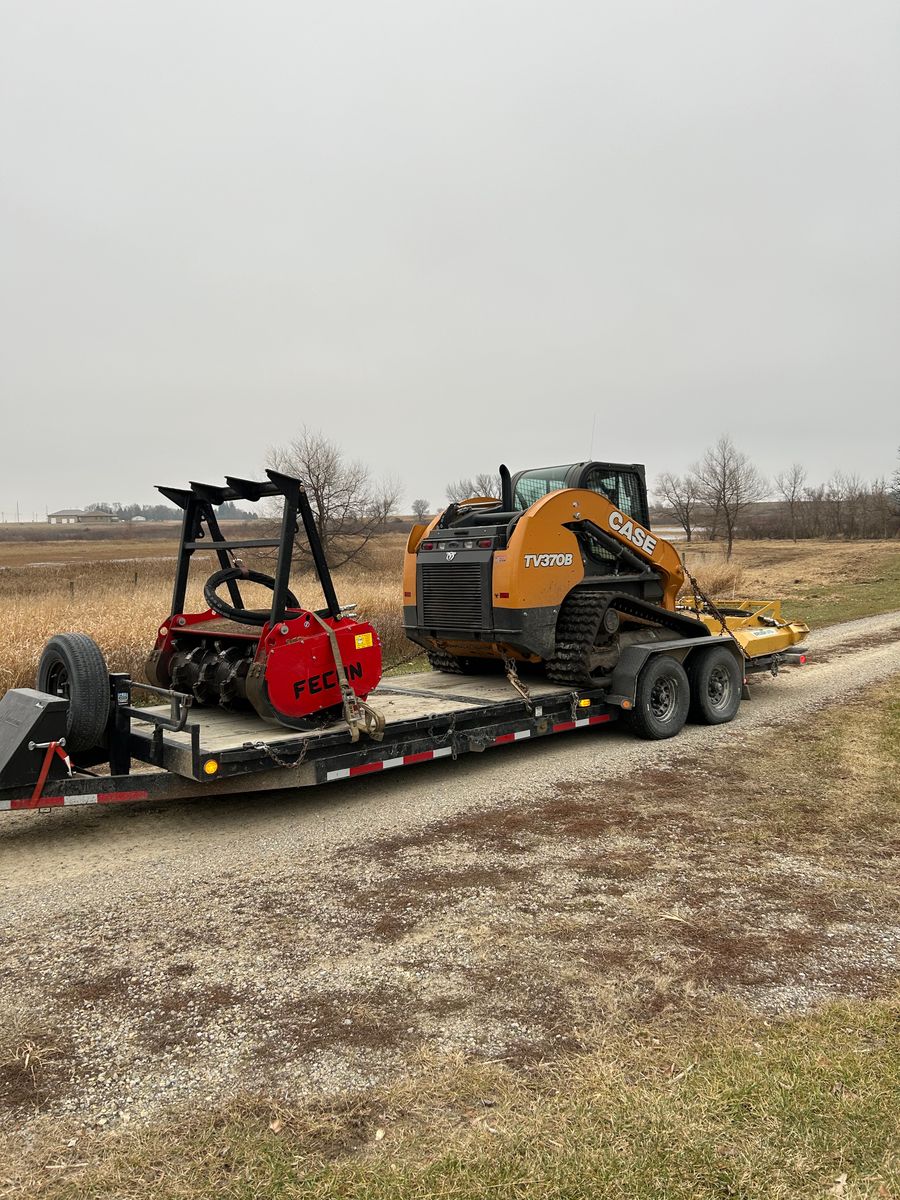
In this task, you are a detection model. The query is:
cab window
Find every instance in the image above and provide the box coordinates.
[513,466,571,509]
[583,468,647,524]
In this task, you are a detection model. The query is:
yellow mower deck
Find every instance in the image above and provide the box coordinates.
[681,598,809,657]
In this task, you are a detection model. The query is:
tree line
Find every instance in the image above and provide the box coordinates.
[655,436,899,556]
[151,427,893,570]
[85,500,257,521]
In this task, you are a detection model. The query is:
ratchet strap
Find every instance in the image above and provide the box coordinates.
[309,612,385,743]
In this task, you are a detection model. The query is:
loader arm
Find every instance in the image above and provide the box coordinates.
[495,488,685,614]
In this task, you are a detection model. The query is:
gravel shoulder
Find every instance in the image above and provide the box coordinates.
[1,610,898,1129]
[3,609,899,893]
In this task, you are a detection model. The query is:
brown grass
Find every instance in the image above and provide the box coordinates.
[1,533,897,697]
[0,534,413,694]
[682,537,900,624]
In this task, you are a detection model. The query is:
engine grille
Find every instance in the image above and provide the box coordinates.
[418,562,492,631]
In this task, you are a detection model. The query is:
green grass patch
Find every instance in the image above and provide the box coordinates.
[19,997,899,1199]
[781,549,900,627]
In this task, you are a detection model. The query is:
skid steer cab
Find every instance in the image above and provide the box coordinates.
[142,471,382,729]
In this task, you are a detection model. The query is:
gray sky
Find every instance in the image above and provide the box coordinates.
[2,0,898,518]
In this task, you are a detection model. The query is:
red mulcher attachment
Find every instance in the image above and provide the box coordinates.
[145,471,383,732]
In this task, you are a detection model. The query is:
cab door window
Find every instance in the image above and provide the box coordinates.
[583,469,647,524]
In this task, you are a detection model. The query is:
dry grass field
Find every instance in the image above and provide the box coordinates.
[0,533,413,696]
[681,538,900,628]
[0,532,898,698]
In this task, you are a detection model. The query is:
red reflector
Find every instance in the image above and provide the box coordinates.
[422,541,434,550]
[478,539,492,548]
[499,592,509,598]
[799,655,807,664]
[403,591,411,598]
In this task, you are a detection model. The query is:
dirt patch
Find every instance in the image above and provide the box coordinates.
[263,985,414,1059]
[59,967,134,1005]
[812,626,900,664]
[138,983,243,1052]
[0,1033,70,1113]
[348,861,535,942]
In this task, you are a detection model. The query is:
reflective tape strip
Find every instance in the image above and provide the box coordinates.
[1,790,149,812]
[494,730,532,745]
[348,762,384,778]
[325,745,452,783]
[553,714,612,733]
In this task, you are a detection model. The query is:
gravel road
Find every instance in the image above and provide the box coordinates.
[3,610,899,891]
[1,610,898,1128]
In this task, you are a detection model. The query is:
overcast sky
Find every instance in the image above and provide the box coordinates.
[1,0,898,518]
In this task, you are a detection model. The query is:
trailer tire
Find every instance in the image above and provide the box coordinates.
[37,633,110,753]
[627,654,690,740]
[687,645,742,725]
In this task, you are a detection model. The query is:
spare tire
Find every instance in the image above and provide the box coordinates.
[37,633,110,753]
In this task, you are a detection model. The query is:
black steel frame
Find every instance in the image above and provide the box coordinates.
[0,645,806,810]
[158,469,341,626]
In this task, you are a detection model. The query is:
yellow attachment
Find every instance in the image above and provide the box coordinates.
[681,598,809,657]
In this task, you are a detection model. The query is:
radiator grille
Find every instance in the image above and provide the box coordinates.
[419,562,491,630]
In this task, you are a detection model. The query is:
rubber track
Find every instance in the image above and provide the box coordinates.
[546,591,709,687]
[546,592,609,687]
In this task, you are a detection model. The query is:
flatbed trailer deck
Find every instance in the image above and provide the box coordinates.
[0,640,805,815]
[0,670,617,812]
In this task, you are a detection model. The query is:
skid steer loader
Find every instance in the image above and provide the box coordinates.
[403,460,808,703]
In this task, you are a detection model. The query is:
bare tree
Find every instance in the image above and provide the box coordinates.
[446,473,501,503]
[824,472,848,537]
[801,483,826,538]
[869,478,892,539]
[268,428,401,569]
[693,435,767,559]
[411,498,431,522]
[654,472,700,542]
[774,463,807,542]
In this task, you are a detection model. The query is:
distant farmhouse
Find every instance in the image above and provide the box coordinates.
[48,509,118,525]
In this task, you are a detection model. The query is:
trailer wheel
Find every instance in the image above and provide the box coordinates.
[37,633,110,753]
[687,645,742,725]
[628,654,690,740]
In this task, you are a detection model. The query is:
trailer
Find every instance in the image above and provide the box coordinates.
[0,466,809,816]
[0,642,806,815]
